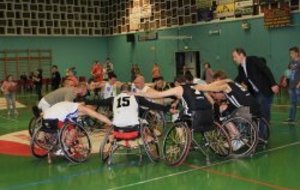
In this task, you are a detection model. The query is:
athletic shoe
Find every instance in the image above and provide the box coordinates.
[282,119,296,124]
[53,149,64,156]
[231,139,247,151]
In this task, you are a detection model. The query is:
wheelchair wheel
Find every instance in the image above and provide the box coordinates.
[141,124,160,162]
[30,127,57,158]
[79,116,102,135]
[60,122,91,163]
[222,117,258,158]
[99,126,114,163]
[143,110,166,138]
[162,122,192,166]
[28,116,42,137]
[203,122,232,157]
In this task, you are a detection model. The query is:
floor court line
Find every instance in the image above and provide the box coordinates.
[106,141,300,190]
[186,164,295,190]
[1,141,300,190]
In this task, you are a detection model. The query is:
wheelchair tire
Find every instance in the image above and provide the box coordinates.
[60,122,91,163]
[99,126,114,163]
[222,116,258,158]
[142,110,166,138]
[162,122,192,166]
[141,124,160,162]
[203,122,232,157]
[28,116,42,137]
[30,126,57,158]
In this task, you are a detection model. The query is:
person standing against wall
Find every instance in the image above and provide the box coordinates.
[32,69,43,100]
[202,62,214,84]
[151,63,161,82]
[50,65,61,91]
[91,60,103,83]
[232,48,279,123]
[283,46,300,123]
[1,75,18,116]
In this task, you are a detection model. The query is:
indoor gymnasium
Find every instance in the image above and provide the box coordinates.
[0,0,300,189]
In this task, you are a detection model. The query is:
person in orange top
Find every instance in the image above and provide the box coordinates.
[91,61,104,82]
[151,63,161,82]
[1,75,18,116]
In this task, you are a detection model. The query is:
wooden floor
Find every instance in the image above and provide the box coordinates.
[0,94,299,190]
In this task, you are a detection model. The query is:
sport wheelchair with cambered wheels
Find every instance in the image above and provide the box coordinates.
[30,117,91,163]
[219,107,259,158]
[99,121,160,166]
[142,109,166,140]
[162,110,232,167]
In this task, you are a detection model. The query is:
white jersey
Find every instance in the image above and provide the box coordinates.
[102,82,117,99]
[43,102,79,122]
[112,92,139,127]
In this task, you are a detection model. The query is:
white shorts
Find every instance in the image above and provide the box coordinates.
[43,102,79,122]
[38,98,51,112]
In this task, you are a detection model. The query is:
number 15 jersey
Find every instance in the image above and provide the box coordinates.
[112,92,139,127]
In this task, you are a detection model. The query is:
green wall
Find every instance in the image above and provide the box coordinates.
[108,12,300,82]
[1,12,299,83]
[0,37,108,79]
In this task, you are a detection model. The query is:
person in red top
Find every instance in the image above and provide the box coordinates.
[1,75,18,116]
[91,61,104,82]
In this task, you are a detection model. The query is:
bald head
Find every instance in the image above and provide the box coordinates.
[133,75,145,90]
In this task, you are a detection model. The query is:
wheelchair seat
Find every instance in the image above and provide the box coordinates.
[41,119,59,133]
[113,125,140,141]
[176,110,214,133]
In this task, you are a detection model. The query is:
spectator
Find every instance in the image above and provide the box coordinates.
[20,72,28,93]
[202,62,214,84]
[32,69,43,100]
[51,65,61,91]
[151,63,161,82]
[1,75,18,116]
[103,58,114,80]
[283,46,300,123]
[91,61,103,82]
[131,64,140,82]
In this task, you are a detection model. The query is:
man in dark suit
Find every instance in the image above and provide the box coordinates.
[232,48,279,123]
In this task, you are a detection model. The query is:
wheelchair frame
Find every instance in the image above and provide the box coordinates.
[99,122,160,166]
[30,117,92,163]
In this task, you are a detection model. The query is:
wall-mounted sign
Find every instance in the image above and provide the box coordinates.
[264,7,291,28]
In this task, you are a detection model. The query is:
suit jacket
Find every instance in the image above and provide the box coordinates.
[235,56,277,97]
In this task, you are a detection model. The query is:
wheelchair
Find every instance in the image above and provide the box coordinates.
[162,110,232,167]
[99,121,160,165]
[219,107,259,158]
[28,106,42,137]
[30,117,91,163]
[142,109,166,138]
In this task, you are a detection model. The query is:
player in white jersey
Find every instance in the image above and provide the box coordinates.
[102,73,119,99]
[42,101,111,157]
[84,83,172,128]
[43,101,111,126]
